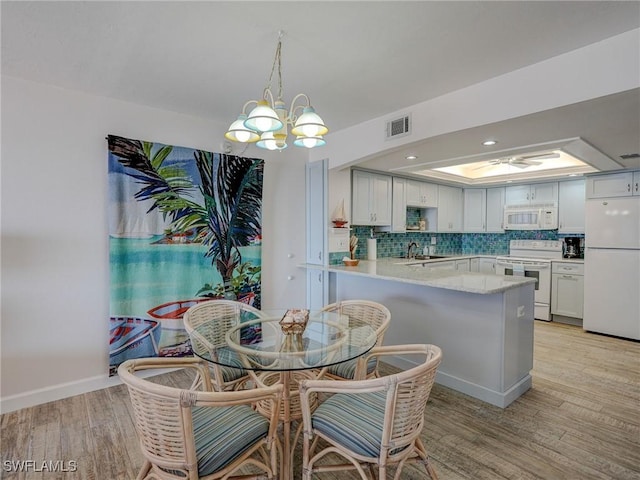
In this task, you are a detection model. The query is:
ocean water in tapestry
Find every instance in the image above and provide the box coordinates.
[107,135,264,375]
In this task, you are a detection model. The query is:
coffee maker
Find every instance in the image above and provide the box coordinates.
[563,237,583,258]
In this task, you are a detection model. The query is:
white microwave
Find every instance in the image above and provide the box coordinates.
[503,204,558,230]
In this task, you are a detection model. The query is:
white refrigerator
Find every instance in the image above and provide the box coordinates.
[583,196,640,340]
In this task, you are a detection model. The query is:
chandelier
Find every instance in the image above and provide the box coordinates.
[225,31,328,150]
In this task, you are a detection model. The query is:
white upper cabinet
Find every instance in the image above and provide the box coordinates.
[463,187,504,232]
[586,171,640,198]
[437,185,463,232]
[390,177,407,233]
[486,187,505,232]
[406,180,438,207]
[463,189,486,232]
[351,170,392,226]
[558,179,585,234]
[505,182,558,205]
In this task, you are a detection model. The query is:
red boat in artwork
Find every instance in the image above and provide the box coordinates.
[147,293,257,321]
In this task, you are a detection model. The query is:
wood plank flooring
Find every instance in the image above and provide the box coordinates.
[2,321,638,479]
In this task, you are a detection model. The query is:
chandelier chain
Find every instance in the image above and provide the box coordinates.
[266,38,283,100]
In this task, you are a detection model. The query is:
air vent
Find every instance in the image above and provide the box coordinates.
[620,153,640,159]
[386,114,411,140]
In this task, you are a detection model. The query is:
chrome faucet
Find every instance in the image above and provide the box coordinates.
[407,242,419,259]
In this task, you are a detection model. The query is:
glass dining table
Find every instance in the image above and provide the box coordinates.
[189,308,378,480]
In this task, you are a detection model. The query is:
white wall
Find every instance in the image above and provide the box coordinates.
[312,28,640,169]
[0,76,307,412]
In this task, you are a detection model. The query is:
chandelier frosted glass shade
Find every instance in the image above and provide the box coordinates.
[291,107,328,137]
[224,114,261,143]
[293,135,326,148]
[244,100,284,133]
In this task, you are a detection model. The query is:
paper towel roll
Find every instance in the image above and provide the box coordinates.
[367,238,377,260]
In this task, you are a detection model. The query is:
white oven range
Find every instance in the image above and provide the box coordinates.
[496,240,563,321]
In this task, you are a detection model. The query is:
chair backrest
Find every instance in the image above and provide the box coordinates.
[183,299,264,352]
[322,300,391,346]
[118,357,282,479]
[380,344,442,454]
[118,357,211,475]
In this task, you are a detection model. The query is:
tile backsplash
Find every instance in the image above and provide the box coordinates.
[330,227,584,264]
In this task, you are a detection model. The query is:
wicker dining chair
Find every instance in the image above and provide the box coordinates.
[320,300,391,380]
[299,344,443,480]
[183,299,265,391]
[118,357,282,480]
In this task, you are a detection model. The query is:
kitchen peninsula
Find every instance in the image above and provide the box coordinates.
[305,258,536,408]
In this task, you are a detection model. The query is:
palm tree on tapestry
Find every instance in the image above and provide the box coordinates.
[107,135,264,299]
[192,149,263,298]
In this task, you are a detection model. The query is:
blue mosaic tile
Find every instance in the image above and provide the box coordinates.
[347,227,584,259]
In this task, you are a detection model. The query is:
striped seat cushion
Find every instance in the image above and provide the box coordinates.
[216,364,246,383]
[327,357,377,379]
[311,391,386,457]
[192,404,269,476]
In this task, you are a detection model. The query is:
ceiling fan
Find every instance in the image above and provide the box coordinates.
[475,152,560,170]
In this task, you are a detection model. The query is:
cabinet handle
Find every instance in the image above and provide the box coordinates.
[628,184,631,192]
[318,251,322,261]
[636,182,639,193]
[318,273,322,282]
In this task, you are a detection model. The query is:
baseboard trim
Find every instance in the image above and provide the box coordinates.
[383,356,531,409]
[1,374,120,414]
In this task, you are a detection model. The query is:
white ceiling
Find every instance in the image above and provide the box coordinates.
[2,1,639,182]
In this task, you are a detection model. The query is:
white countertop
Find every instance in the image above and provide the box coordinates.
[302,257,536,295]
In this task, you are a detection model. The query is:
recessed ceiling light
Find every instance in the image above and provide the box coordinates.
[482,140,497,146]
[406,155,418,161]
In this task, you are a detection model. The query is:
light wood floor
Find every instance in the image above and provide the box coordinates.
[2,321,639,479]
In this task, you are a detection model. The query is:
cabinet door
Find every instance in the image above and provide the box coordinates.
[479,258,496,274]
[351,171,392,226]
[371,174,392,225]
[586,172,634,198]
[426,260,455,272]
[506,183,558,205]
[306,159,326,265]
[406,180,438,207]
[486,187,505,232]
[438,185,463,231]
[421,182,438,207]
[391,177,407,232]
[463,189,486,232]
[505,185,531,205]
[470,257,480,272]
[351,170,373,225]
[558,180,585,234]
[530,182,558,204]
[306,269,327,310]
[551,273,584,318]
[455,259,470,272]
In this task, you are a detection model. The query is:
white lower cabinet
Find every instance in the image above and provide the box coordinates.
[551,262,584,319]
[479,257,496,274]
[455,259,470,272]
[424,260,455,273]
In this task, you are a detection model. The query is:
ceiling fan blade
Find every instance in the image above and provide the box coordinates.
[518,152,560,161]
[509,162,534,169]
[472,163,496,170]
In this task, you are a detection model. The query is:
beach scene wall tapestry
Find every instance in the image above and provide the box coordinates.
[107,135,264,375]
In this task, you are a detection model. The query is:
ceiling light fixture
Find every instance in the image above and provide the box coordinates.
[225,31,328,151]
[482,140,498,146]
[406,155,418,160]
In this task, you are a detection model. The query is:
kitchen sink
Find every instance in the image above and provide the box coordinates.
[392,254,449,260]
